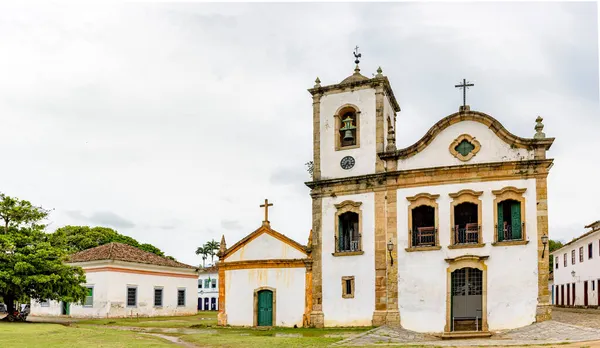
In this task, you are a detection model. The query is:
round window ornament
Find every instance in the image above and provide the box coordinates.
[340,156,355,170]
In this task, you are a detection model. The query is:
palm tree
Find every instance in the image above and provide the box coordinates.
[195,246,208,268]
[204,239,220,265]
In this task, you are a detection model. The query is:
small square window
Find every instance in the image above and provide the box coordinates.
[564,253,567,267]
[127,286,137,307]
[572,250,576,265]
[177,289,186,307]
[198,281,202,289]
[579,247,584,262]
[341,276,355,299]
[589,243,594,259]
[211,279,217,289]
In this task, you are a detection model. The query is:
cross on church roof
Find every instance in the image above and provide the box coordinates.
[454,78,474,108]
[260,199,274,226]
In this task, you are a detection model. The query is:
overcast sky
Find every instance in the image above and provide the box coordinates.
[0,2,598,266]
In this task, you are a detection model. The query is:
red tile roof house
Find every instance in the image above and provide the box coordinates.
[30,243,199,318]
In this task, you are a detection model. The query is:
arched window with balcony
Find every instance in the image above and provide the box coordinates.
[449,190,483,247]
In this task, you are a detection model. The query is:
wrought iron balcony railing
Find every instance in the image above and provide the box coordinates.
[454,223,480,244]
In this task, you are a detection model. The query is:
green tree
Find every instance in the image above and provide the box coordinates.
[549,239,564,272]
[204,239,220,265]
[0,193,87,316]
[195,246,208,268]
[49,226,166,257]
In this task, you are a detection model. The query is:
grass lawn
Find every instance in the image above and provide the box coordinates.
[7,312,376,347]
[0,322,174,348]
[77,311,217,328]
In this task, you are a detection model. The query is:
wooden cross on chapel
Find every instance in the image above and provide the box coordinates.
[260,199,273,226]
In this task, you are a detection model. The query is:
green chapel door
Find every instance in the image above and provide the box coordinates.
[257,290,273,326]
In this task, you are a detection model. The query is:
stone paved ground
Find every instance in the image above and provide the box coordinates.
[335,307,600,346]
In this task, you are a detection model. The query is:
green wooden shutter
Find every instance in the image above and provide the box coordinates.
[497,202,504,241]
[511,202,521,240]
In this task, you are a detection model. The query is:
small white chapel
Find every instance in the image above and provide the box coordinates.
[217,51,555,336]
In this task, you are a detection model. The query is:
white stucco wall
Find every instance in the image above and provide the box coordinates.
[319,89,377,179]
[551,229,600,307]
[397,121,534,171]
[198,271,219,310]
[31,261,198,318]
[225,267,306,327]
[225,232,306,262]
[321,193,375,326]
[396,179,539,332]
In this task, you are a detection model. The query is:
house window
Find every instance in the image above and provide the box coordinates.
[589,243,593,259]
[204,279,210,288]
[497,200,522,241]
[492,187,526,243]
[449,190,483,246]
[341,276,355,299]
[40,300,50,307]
[177,289,186,307]
[127,286,137,307]
[593,281,596,291]
[564,253,567,267]
[211,279,217,289]
[406,193,440,249]
[84,287,94,307]
[333,200,363,255]
[335,105,360,150]
[211,297,217,310]
[198,280,202,289]
[579,247,584,262]
[154,288,163,307]
[572,250,575,265]
[555,257,559,269]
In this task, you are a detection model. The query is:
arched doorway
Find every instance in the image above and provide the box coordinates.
[253,287,276,327]
[451,267,483,331]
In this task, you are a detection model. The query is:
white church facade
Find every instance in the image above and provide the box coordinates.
[218,54,554,335]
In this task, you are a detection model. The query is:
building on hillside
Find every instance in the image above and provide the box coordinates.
[217,214,310,328]
[217,53,556,335]
[30,242,199,318]
[551,221,600,308]
[198,265,219,311]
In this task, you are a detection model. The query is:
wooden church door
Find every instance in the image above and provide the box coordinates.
[257,290,273,326]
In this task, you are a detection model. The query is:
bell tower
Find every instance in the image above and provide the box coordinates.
[308,49,401,181]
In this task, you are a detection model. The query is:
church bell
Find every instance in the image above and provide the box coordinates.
[340,116,357,142]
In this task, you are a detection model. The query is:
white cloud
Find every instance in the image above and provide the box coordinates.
[0,2,596,265]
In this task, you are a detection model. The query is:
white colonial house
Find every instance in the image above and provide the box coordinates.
[198,265,219,311]
[30,242,199,318]
[217,55,555,336]
[551,221,600,308]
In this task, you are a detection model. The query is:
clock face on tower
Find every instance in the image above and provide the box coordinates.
[340,156,355,170]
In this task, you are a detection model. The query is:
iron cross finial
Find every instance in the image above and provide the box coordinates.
[454,78,475,108]
[353,46,361,65]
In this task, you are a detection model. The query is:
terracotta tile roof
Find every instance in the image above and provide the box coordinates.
[198,265,218,273]
[69,242,197,270]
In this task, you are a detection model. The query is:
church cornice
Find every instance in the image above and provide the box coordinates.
[379,110,554,160]
[305,159,554,195]
[307,76,401,112]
